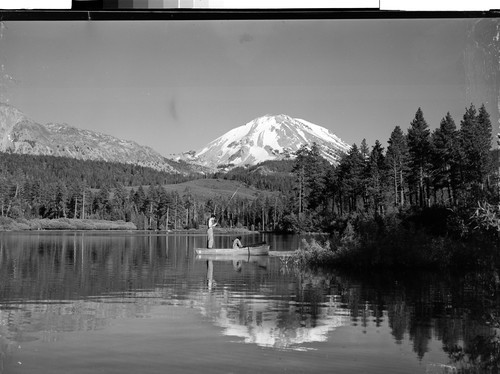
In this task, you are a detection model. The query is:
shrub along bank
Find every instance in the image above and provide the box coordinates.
[292,205,500,270]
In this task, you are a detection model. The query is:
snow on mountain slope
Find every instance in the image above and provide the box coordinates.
[180,114,350,169]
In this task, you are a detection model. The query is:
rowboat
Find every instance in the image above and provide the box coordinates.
[195,244,270,256]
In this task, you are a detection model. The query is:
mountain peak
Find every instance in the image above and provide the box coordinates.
[177,114,350,170]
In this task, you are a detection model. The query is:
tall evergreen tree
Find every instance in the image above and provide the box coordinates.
[157,186,170,229]
[0,172,10,216]
[360,138,370,161]
[431,112,459,205]
[324,165,338,215]
[95,186,111,219]
[304,143,329,212]
[337,143,365,213]
[292,145,309,215]
[386,126,409,206]
[459,104,492,193]
[407,108,432,207]
[359,138,371,210]
[111,183,128,221]
[459,104,478,187]
[133,185,146,215]
[476,104,493,187]
[292,143,329,213]
[55,182,69,218]
[367,140,387,215]
[26,179,44,218]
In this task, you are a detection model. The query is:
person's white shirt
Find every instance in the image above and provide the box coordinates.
[208,217,217,228]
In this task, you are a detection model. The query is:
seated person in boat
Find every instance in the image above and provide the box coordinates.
[233,236,243,249]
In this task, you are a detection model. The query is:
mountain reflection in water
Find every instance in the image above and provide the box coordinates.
[0,232,499,373]
[199,259,349,350]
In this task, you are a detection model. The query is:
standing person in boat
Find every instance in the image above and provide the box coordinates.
[233,236,243,250]
[207,213,217,249]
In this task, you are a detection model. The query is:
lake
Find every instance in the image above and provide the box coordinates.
[0,231,498,373]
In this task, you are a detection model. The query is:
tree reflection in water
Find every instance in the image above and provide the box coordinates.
[329,267,500,373]
[197,257,500,364]
[0,232,499,370]
[440,269,500,373]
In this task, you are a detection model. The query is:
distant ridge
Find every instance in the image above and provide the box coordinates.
[0,103,185,174]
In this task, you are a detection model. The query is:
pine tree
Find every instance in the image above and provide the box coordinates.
[95,186,111,219]
[476,104,493,187]
[359,138,371,210]
[459,104,479,188]
[0,172,10,216]
[111,183,128,221]
[407,108,432,207]
[292,144,309,215]
[324,165,338,215]
[170,191,184,230]
[360,138,370,161]
[26,179,43,218]
[304,143,329,212]
[459,104,492,192]
[182,187,195,229]
[145,184,157,229]
[337,143,365,213]
[133,185,146,215]
[55,182,69,218]
[431,112,459,205]
[157,186,170,229]
[7,168,27,218]
[367,140,386,215]
[386,126,409,207]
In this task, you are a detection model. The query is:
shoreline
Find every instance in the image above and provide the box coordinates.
[0,217,262,234]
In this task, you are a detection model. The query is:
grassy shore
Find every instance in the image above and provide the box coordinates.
[0,217,262,233]
[0,217,137,231]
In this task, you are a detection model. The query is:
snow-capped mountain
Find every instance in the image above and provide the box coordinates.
[177,114,350,169]
[0,103,180,173]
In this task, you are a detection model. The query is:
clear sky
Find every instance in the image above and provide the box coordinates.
[0,18,498,156]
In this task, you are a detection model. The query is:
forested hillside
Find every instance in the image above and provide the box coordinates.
[0,153,197,229]
[0,152,282,231]
[216,159,295,193]
[0,153,193,189]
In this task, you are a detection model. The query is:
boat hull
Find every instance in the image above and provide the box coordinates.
[195,254,269,268]
[195,244,270,256]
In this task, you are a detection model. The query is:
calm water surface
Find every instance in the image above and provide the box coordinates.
[0,231,498,373]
